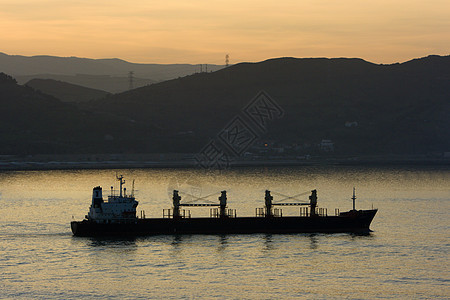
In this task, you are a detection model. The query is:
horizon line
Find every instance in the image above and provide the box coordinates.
[2,51,449,66]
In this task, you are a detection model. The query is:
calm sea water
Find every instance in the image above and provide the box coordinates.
[0,166,449,299]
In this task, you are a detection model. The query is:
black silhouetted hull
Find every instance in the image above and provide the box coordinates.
[71,209,377,237]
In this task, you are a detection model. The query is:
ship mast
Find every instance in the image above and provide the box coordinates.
[352,187,356,211]
[117,174,125,197]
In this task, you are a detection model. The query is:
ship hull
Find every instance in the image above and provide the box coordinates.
[71,209,377,237]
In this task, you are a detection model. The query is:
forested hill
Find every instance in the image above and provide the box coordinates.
[85,55,450,155]
[1,55,449,156]
[0,73,158,154]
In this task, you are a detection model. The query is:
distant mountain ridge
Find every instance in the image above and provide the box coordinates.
[0,52,225,93]
[14,74,155,94]
[0,52,224,80]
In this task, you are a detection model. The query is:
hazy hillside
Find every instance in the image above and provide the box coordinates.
[16,74,154,94]
[25,79,110,102]
[0,52,225,92]
[0,73,159,154]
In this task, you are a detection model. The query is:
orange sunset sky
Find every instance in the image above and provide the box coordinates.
[0,0,449,64]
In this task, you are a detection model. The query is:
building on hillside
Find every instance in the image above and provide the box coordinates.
[345,121,358,127]
[319,139,334,152]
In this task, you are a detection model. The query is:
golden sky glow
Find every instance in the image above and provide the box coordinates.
[0,0,449,64]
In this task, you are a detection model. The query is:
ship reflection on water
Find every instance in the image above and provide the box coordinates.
[79,232,374,255]
[86,237,139,248]
[309,234,318,249]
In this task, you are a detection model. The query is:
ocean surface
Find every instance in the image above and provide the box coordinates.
[0,166,449,299]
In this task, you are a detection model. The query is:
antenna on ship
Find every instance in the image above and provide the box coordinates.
[352,187,356,211]
[131,179,135,197]
[116,174,125,197]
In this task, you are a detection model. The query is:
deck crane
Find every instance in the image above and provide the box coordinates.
[169,190,233,218]
[261,190,319,217]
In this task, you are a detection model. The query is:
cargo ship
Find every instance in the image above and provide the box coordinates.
[70,175,377,237]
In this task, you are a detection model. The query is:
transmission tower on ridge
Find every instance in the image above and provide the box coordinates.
[128,71,134,90]
[225,54,229,67]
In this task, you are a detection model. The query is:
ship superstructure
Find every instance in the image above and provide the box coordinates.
[86,175,138,223]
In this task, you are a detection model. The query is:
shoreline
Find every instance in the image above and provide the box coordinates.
[1,157,449,171]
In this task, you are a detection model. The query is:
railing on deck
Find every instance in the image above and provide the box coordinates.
[255,206,330,217]
[316,208,327,216]
[255,208,282,217]
[162,209,191,218]
[209,208,237,218]
[273,208,282,217]
[299,207,309,217]
[255,208,265,217]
